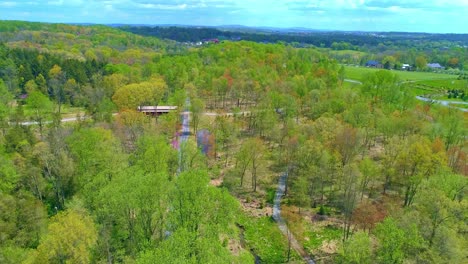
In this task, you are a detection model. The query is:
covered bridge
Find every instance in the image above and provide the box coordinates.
[137,106,178,116]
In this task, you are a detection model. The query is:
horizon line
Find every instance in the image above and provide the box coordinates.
[2,19,468,35]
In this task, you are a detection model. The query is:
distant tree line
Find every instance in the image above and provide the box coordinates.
[0,43,106,97]
[121,26,468,48]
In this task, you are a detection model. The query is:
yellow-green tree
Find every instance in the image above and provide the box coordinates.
[25,91,53,136]
[26,209,97,264]
[415,56,427,70]
[112,77,167,110]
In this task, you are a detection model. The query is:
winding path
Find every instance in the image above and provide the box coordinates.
[344,79,362,85]
[273,172,315,264]
[415,96,468,112]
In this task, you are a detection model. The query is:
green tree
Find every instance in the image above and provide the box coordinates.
[374,217,424,264]
[24,79,38,94]
[395,136,446,207]
[66,127,127,204]
[179,139,206,173]
[235,138,268,192]
[112,77,167,110]
[25,91,53,136]
[291,175,311,214]
[35,74,47,94]
[213,115,238,167]
[337,231,373,264]
[0,79,13,135]
[190,96,205,135]
[133,135,178,176]
[97,168,170,258]
[48,64,66,114]
[32,141,75,210]
[26,209,97,264]
[0,192,47,263]
[361,70,399,106]
[382,55,396,70]
[138,170,239,263]
[415,56,427,70]
[358,157,380,200]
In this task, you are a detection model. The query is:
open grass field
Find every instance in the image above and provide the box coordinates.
[344,66,457,82]
[22,105,86,119]
[328,49,366,57]
[414,79,468,90]
[59,105,86,118]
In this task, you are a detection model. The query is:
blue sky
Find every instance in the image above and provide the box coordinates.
[1,0,467,33]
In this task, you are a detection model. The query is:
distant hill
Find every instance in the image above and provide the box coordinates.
[119,25,468,48]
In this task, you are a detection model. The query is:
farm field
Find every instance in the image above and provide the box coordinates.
[344,65,457,82]
[414,79,467,90]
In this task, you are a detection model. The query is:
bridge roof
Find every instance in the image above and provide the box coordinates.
[137,106,178,113]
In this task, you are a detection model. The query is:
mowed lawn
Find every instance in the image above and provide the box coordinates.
[344,65,457,82]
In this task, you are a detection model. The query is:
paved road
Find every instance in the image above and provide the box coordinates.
[18,111,247,127]
[273,172,315,264]
[203,111,251,117]
[17,113,121,126]
[177,99,191,174]
[17,116,87,126]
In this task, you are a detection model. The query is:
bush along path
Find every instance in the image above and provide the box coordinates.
[273,171,315,264]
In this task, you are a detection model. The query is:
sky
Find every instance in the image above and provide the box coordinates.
[1,0,467,33]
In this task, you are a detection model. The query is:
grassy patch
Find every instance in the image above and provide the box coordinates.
[282,206,343,259]
[328,49,366,56]
[21,104,85,119]
[405,86,434,96]
[302,226,342,252]
[240,216,301,263]
[342,81,361,89]
[266,187,276,204]
[59,105,86,118]
[415,79,468,90]
[344,66,456,82]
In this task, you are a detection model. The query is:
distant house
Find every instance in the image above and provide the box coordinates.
[401,64,412,71]
[427,63,444,70]
[365,60,382,68]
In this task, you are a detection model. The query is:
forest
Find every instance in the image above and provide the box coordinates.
[122,25,468,70]
[0,20,467,264]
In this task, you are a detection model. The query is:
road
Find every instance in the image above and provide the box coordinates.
[176,98,191,174]
[203,111,251,117]
[17,116,87,126]
[415,96,468,112]
[344,79,362,85]
[273,171,315,264]
[16,113,122,126]
[18,110,245,127]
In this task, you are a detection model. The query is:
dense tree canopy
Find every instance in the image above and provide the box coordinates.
[0,20,466,264]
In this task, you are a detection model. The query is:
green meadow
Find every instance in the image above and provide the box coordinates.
[344,65,457,82]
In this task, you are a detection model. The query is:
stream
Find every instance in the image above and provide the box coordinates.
[273,172,315,264]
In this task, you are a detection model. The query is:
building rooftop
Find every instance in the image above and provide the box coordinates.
[137,106,178,112]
